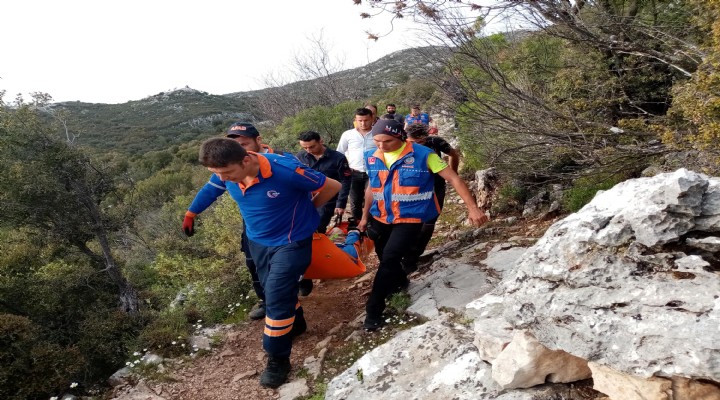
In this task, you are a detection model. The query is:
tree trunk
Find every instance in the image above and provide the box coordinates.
[71,177,140,313]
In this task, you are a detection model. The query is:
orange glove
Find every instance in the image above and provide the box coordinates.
[182,211,196,237]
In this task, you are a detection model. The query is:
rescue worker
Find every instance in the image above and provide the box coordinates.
[358,119,488,331]
[404,104,437,134]
[182,122,310,322]
[402,123,461,273]
[198,137,340,388]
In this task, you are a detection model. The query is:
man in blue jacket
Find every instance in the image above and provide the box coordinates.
[296,130,352,234]
[198,137,340,388]
[183,122,312,322]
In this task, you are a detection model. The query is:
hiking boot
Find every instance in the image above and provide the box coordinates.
[259,356,291,388]
[290,317,307,339]
[299,279,313,297]
[363,314,385,332]
[390,276,410,294]
[401,260,418,274]
[290,307,307,339]
[248,302,266,320]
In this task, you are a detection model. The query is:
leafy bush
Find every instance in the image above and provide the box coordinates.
[137,309,189,357]
[76,311,141,381]
[563,174,625,212]
[490,181,528,215]
[0,314,84,400]
[272,100,359,151]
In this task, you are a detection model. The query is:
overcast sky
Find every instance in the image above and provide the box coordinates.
[1,0,425,104]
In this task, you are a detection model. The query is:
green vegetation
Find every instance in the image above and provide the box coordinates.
[491,182,528,216]
[301,382,327,400]
[563,174,628,212]
[387,292,412,313]
[0,95,255,398]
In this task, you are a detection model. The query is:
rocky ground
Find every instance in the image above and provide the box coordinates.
[109,194,561,400]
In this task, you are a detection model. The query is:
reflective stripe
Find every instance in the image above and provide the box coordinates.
[208,181,226,190]
[372,192,384,201]
[390,191,434,202]
[264,325,293,337]
[265,316,295,327]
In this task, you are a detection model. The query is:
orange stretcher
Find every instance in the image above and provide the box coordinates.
[303,218,374,280]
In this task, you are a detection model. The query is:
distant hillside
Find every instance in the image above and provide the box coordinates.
[226,46,451,103]
[57,88,253,155]
[55,46,450,155]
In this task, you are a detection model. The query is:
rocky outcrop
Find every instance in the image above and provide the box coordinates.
[329,169,720,400]
[491,169,719,380]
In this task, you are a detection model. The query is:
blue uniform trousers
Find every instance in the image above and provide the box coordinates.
[241,229,265,302]
[248,236,312,358]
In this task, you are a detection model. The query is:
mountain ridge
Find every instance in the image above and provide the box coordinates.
[52,45,449,154]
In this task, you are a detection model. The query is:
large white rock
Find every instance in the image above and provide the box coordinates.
[481,169,720,380]
[407,259,495,319]
[325,318,500,400]
[468,294,514,362]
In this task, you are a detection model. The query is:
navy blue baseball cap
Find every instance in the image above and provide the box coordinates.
[226,122,260,138]
[370,119,405,141]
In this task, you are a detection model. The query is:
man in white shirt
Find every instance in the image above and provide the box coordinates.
[336,107,377,221]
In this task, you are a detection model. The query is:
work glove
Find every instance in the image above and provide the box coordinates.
[182,212,196,237]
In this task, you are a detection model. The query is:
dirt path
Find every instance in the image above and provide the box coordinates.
[120,272,375,400]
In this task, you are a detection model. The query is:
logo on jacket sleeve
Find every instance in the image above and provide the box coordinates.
[368,157,376,165]
[267,190,280,198]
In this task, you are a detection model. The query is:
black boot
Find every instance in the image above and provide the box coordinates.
[298,279,313,296]
[259,356,291,388]
[363,314,385,332]
[290,308,307,339]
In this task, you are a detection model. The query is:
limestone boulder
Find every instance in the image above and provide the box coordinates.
[482,169,720,379]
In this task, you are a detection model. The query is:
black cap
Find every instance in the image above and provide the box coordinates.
[226,122,260,138]
[370,119,405,141]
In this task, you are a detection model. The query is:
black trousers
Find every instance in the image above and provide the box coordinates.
[365,219,423,318]
[348,170,369,221]
[404,188,446,269]
[316,202,336,234]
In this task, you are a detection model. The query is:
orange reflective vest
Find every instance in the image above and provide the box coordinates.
[365,142,440,224]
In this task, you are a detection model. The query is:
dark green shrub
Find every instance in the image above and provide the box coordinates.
[76,311,141,382]
[137,309,188,357]
[0,314,84,400]
[563,174,625,212]
[490,182,528,215]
